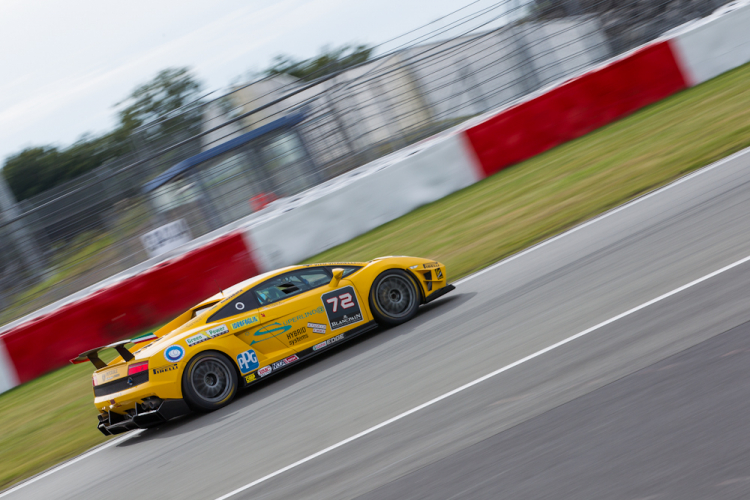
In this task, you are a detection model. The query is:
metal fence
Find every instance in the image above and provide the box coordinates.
[0,0,733,326]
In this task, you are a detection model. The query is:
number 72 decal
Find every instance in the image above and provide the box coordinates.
[321,286,364,330]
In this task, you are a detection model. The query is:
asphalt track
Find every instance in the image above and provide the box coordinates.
[6,148,750,499]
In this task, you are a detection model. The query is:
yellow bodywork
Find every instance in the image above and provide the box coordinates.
[90,256,450,420]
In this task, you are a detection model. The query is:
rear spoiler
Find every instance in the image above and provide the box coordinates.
[70,333,157,369]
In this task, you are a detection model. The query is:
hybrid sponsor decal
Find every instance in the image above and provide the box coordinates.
[204,325,229,338]
[153,364,179,375]
[258,366,272,377]
[186,333,209,346]
[272,360,286,370]
[322,286,364,331]
[308,322,327,334]
[164,345,185,363]
[244,373,256,383]
[236,349,259,374]
[287,327,308,346]
[282,306,325,326]
[436,268,443,279]
[231,316,259,330]
[423,262,440,269]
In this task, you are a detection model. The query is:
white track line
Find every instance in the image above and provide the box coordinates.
[2,147,748,497]
[215,253,750,499]
[0,430,142,498]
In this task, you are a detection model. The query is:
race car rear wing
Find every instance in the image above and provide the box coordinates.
[70,333,157,369]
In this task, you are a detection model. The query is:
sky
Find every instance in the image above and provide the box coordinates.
[0,0,504,164]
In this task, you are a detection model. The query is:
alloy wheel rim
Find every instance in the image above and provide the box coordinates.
[191,357,232,402]
[376,275,416,318]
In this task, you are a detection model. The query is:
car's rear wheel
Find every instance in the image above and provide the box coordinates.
[182,352,238,412]
[369,269,421,326]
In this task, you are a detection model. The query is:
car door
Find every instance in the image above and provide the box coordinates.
[248,267,336,358]
[258,266,370,357]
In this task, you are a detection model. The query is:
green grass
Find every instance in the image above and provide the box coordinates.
[0,362,107,489]
[2,61,750,492]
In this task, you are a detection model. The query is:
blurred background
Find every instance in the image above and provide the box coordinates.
[0,0,731,327]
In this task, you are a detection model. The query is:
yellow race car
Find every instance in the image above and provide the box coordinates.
[72,257,454,435]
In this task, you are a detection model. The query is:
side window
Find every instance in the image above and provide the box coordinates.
[207,290,260,323]
[253,268,332,306]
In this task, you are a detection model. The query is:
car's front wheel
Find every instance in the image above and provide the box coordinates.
[182,352,238,412]
[369,269,421,326]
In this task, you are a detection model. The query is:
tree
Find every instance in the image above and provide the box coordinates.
[1,67,204,201]
[264,44,374,82]
[115,67,204,153]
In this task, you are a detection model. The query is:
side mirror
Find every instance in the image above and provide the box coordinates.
[330,268,344,287]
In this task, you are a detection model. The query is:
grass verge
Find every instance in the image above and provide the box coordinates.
[2,62,750,491]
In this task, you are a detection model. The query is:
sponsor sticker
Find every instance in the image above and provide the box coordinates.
[236,349,259,374]
[321,286,364,331]
[186,333,209,346]
[152,364,178,375]
[272,360,286,370]
[423,262,440,269]
[258,366,272,377]
[287,327,308,346]
[164,345,185,363]
[313,334,345,351]
[204,325,229,337]
[244,373,256,383]
[231,316,258,330]
[284,355,299,364]
[308,322,327,334]
[101,369,119,382]
[282,307,325,326]
[313,341,327,351]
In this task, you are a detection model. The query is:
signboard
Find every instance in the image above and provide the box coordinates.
[140,219,192,258]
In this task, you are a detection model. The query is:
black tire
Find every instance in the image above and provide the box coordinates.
[182,351,238,412]
[369,269,421,326]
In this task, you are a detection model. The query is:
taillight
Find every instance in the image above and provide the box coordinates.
[128,361,149,376]
[92,376,97,387]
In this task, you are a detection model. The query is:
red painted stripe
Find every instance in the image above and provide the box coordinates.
[1,232,260,383]
[465,40,689,178]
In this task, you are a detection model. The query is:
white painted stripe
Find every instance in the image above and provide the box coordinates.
[4,146,749,497]
[0,430,142,498]
[0,339,19,393]
[214,252,750,499]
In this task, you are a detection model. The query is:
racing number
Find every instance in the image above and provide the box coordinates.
[321,286,364,330]
[326,292,355,313]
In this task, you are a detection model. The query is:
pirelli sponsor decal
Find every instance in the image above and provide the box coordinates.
[423,262,440,269]
[153,364,178,375]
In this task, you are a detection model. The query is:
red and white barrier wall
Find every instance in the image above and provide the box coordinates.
[1,3,750,393]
